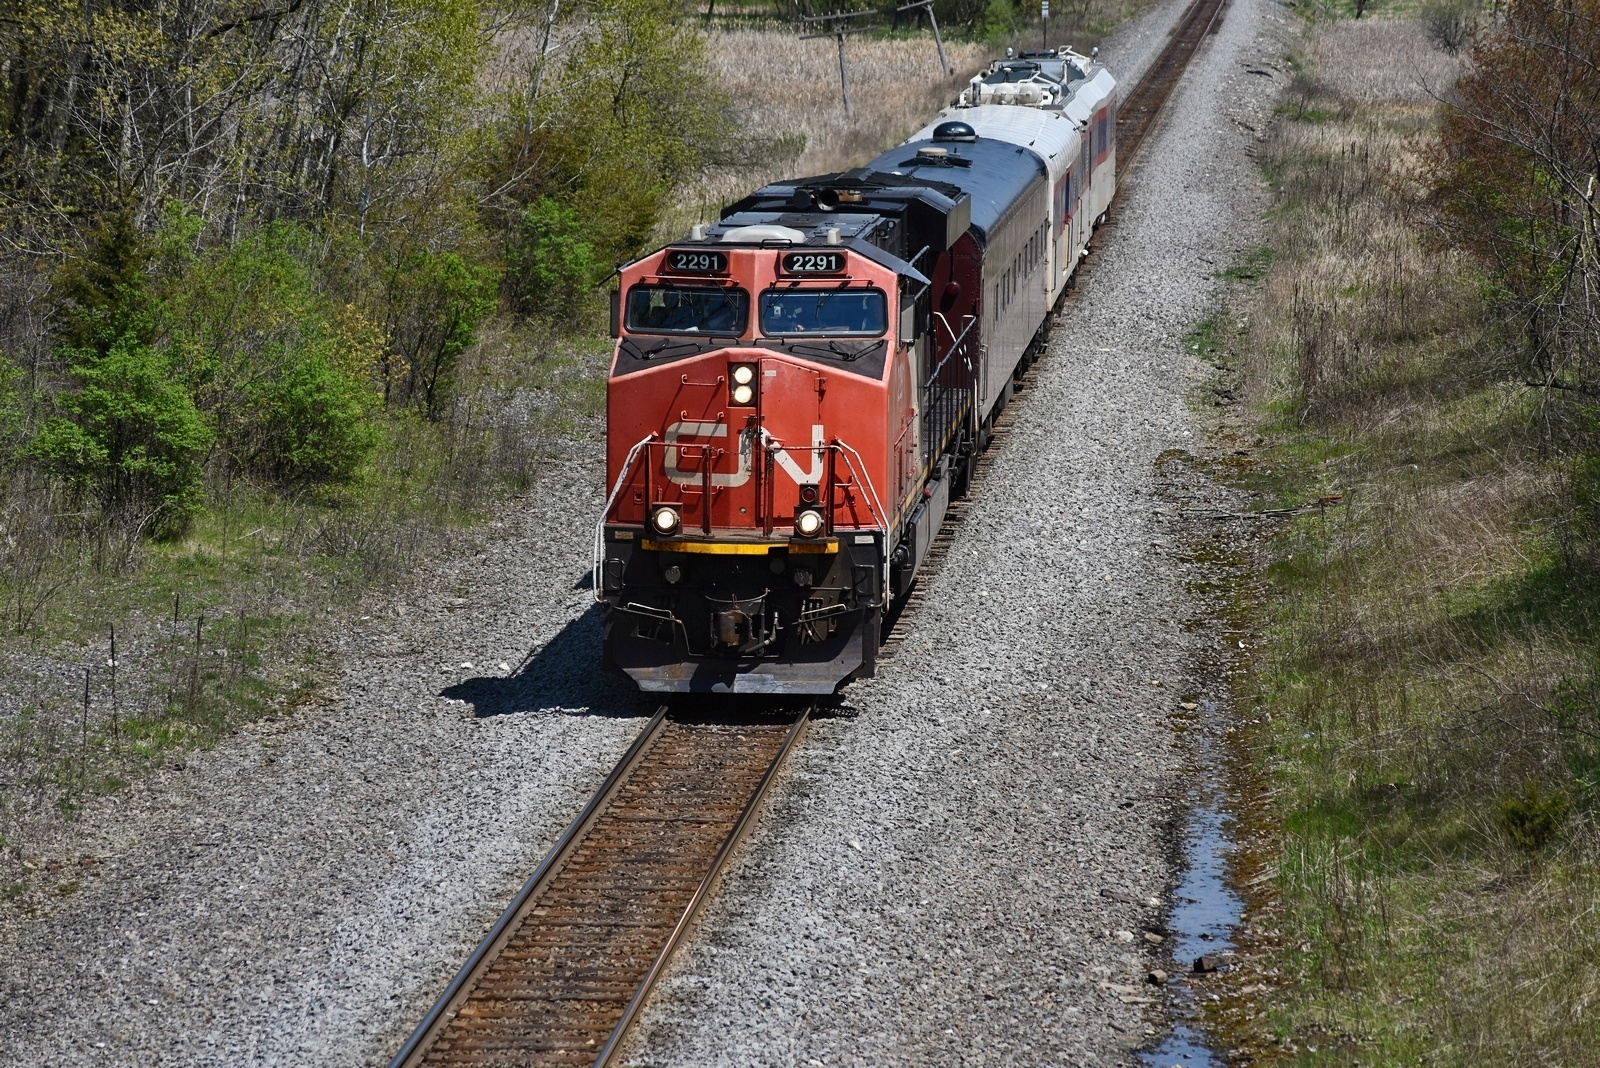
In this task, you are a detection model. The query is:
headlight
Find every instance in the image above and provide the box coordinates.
[650,506,680,535]
[729,364,757,406]
[794,509,824,537]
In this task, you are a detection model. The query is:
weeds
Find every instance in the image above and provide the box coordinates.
[1213,12,1600,1065]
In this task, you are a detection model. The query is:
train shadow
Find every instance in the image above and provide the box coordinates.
[439,603,654,719]
[440,580,864,721]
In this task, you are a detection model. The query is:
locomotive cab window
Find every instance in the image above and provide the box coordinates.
[760,288,887,336]
[624,285,749,336]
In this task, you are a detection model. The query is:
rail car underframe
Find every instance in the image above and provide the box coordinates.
[600,530,883,694]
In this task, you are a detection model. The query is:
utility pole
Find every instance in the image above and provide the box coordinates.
[1041,0,1049,50]
[896,0,951,76]
[799,10,876,113]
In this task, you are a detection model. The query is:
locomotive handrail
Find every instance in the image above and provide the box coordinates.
[921,310,977,471]
[593,433,658,603]
[931,310,976,349]
[923,337,970,388]
[753,426,890,595]
[829,438,892,596]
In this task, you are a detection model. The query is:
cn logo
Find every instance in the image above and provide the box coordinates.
[663,422,825,487]
[767,424,826,483]
[664,421,750,487]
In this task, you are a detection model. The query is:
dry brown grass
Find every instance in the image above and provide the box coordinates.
[1217,12,1600,1065]
[660,29,990,235]
[1303,16,1464,107]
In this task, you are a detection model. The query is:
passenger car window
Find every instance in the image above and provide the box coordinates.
[760,289,887,336]
[625,285,748,335]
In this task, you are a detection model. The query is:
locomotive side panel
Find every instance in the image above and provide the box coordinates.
[978,179,1052,421]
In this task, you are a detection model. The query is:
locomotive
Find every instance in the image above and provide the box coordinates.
[593,48,1117,694]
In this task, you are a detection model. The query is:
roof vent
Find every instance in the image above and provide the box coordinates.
[932,120,977,143]
[719,223,806,245]
[917,146,949,160]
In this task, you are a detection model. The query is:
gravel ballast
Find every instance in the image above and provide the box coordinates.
[0,0,1288,1061]
[614,0,1285,1063]
[0,454,659,1065]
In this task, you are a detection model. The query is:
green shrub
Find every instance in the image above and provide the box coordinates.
[973,0,1017,42]
[29,335,213,534]
[164,220,383,487]
[382,248,496,419]
[52,211,155,354]
[1499,779,1572,852]
[252,348,383,487]
[505,197,603,320]
[0,356,24,458]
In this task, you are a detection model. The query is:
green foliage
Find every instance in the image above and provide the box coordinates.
[0,356,25,458]
[491,0,730,299]
[505,197,603,320]
[51,211,156,353]
[164,219,384,486]
[29,335,213,532]
[1499,779,1572,852]
[973,0,1018,42]
[253,349,384,488]
[381,248,497,419]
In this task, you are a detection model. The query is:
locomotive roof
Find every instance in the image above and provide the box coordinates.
[678,215,930,286]
[861,136,1047,242]
[710,171,973,274]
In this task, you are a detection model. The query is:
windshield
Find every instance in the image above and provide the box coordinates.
[760,288,887,337]
[625,285,748,336]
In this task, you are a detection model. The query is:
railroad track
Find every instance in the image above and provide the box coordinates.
[393,2,1229,1057]
[1116,0,1230,179]
[881,0,1228,658]
[389,705,809,1068]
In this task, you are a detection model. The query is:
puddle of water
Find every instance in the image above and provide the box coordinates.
[1167,797,1241,966]
[1141,702,1244,1068]
[1142,1022,1220,1067]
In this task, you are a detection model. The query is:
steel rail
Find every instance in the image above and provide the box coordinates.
[1114,0,1230,179]
[592,704,811,1067]
[388,704,811,1068]
[388,705,670,1068]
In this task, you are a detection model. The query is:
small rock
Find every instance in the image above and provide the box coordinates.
[1114,930,1135,944]
[498,662,510,672]
[1146,969,1168,985]
[1193,954,1223,973]
[847,838,862,851]
[460,662,474,669]
[1143,931,1164,945]
[1179,701,1198,710]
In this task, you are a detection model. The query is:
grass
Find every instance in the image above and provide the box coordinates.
[0,327,609,864]
[1201,12,1600,1066]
